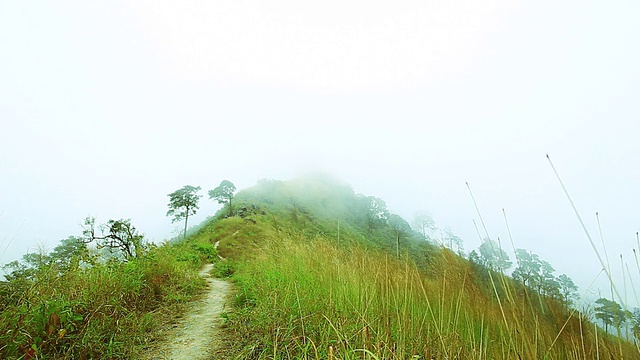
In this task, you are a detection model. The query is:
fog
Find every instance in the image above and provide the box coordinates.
[2,1,640,306]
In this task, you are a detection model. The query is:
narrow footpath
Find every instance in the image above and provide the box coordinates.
[144,263,230,360]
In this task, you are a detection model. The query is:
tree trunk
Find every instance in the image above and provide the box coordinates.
[184,209,189,239]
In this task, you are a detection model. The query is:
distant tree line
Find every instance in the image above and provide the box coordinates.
[588,296,640,341]
[462,234,640,340]
[407,212,582,308]
[467,238,579,305]
[410,212,464,254]
[347,200,639,341]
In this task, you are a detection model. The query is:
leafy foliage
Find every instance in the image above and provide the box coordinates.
[362,195,389,233]
[49,236,90,271]
[82,217,146,259]
[388,214,412,257]
[510,249,571,301]
[3,238,90,281]
[512,249,542,287]
[443,228,464,254]
[167,185,202,239]
[478,238,512,272]
[411,212,436,240]
[594,297,626,333]
[3,248,51,281]
[557,274,579,305]
[210,175,637,359]
[629,307,640,341]
[0,216,220,359]
[4,174,635,359]
[209,180,236,216]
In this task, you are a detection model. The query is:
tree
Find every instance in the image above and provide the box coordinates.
[388,214,412,258]
[167,185,202,239]
[594,297,626,333]
[2,237,90,280]
[540,271,561,300]
[512,249,542,288]
[49,236,89,271]
[412,213,436,240]
[82,217,145,259]
[478,238,512,272]
[209,180,237,216]
[468,250,482,266]
[512,248,561,298]
[535,258,557,297]
[443,228,464,254]
[557,274,579,305]
[361,196,389,233]
[629,307,640,341]
[2,245,51,280]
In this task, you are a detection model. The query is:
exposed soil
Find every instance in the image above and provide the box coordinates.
[143,264,230,360]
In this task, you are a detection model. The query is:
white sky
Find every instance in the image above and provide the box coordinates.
[2,1,640,306]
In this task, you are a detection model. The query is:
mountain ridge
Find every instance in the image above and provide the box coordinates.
[196,175,637,359]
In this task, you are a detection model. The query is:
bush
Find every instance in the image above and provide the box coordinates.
[213,260,235,278]
[191,242,218,261]
[0,239,208,359]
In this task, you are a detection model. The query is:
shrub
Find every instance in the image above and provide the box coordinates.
[213,260,235,278]
[0,238,207,359]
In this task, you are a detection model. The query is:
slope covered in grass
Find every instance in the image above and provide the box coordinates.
[0,235,220,359]
[205,175,637,359]
[3,175,636,359]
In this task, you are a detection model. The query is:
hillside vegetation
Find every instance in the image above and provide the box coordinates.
[204,176,637,359]
[0,230,219,358]
[1,175,637,359]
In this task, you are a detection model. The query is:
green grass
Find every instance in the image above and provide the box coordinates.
[218,231,637,359]
[4,174,638,359]
[198,175,639,359]
[0,238,219,359]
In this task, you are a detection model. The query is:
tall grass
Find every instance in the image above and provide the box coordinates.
[0,239,218,359]
[223,234,637,359]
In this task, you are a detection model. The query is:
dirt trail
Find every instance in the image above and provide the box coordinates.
[144,264,230,360]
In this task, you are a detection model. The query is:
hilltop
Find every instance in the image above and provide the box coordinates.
[1,175,637,359]
[193,175,637,359]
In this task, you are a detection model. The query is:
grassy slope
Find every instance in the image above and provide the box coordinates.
[2,175,636,359]
[0,235,219,359]
[206,176,637,359]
